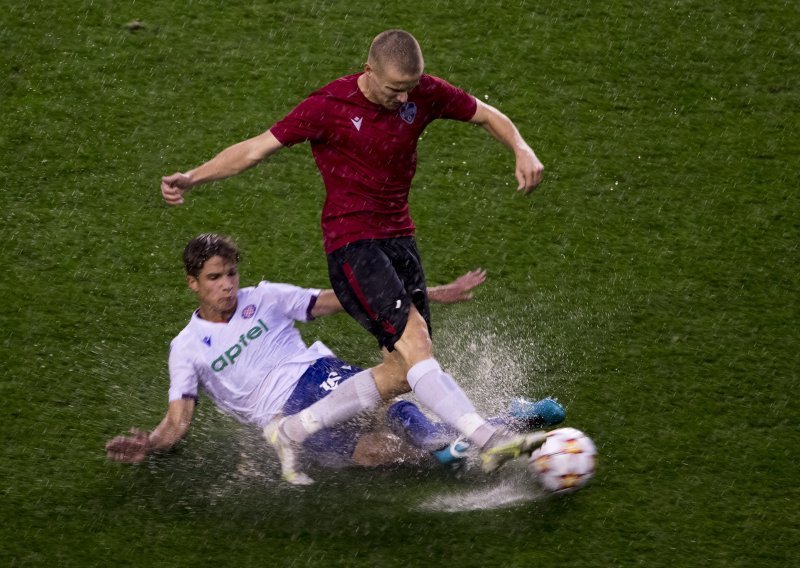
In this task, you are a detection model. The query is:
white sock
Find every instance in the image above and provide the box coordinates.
[282,369,382,443]
[407,358,497,447]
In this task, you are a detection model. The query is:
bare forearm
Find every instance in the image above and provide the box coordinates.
[476,105,531,157]
[428,269,486,304]
[146,417,189,452]
[105,399,194,463]
[427,284,450,303]
[146,399,194,453]
[186,140,265,187]
[428,283,468,304]
[161,132,283,205]
[310,289,344,318]
[470,100,543,192]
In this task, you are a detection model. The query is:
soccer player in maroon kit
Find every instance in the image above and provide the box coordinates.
[161,30,546,484]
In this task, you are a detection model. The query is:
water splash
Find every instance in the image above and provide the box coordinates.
[431,309,572,417]
[416,462,546,513]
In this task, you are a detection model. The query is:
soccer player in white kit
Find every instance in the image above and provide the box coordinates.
[105,234,564,481]
[104,233,473,473]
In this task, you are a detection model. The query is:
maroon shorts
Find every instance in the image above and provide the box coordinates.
[326,237,431,350]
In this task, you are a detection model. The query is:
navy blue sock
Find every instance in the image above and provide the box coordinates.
[386,400,457,451]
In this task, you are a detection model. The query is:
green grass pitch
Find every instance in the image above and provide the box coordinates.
[1,1,798,566]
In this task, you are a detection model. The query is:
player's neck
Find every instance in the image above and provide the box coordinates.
[357,73,379,106]
[197,305,236,323]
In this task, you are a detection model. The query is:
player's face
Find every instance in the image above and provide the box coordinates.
[364,63,420,110]
[187,255,239,322]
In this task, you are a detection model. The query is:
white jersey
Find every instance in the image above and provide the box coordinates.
[168,281,335,428]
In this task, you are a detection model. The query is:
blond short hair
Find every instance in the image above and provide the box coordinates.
[368,29,424,75]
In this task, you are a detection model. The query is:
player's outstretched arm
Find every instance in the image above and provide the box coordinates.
[105,398,195,463]
[161,131,285,206]
[428,268,487,304]
[309,290,347,318]
[309,269,487,319]
[469,100,544,194]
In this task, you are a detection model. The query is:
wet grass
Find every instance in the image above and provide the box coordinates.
[2,0,798,566]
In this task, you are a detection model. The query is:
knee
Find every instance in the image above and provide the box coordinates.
[397,317,432,362]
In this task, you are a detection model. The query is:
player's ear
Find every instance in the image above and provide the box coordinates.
[186,274,199,293]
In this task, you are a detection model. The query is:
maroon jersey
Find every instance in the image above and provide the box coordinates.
[270,73,477,253]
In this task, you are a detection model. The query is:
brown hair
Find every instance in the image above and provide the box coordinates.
[183,233,240,277]
[368,29,424,75]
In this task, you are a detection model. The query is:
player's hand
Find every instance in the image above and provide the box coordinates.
[515,147,544,194]
[161,172,193,206]
[431,269,487,303]
[105,428,151,463]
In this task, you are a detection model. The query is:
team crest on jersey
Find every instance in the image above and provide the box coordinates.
[399,102,417,124]
[241,304,256,319]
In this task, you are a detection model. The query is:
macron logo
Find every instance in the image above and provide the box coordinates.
[351,116,363,131]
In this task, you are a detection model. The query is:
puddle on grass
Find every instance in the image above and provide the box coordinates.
[416,461,547,513]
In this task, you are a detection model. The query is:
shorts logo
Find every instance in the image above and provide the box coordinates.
[321,371,343,392]
[241,304,256,319]
[399,102,417,124]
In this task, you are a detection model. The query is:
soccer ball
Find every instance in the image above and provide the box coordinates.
[528,427,597,494]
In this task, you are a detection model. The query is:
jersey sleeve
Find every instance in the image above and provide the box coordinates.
[167,336,200,402]
[256,281,321,322]
[269,95,328,147]
[428,75,478,122]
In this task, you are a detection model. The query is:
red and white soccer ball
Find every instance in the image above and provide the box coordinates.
[528,427,597,494]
